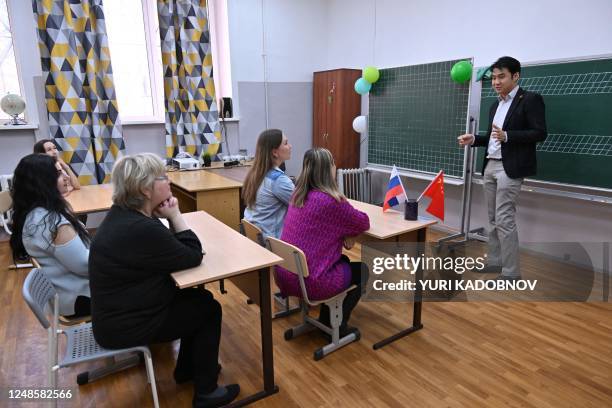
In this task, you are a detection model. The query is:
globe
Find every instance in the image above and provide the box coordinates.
[1,93,25,115]
[1,93,26,125]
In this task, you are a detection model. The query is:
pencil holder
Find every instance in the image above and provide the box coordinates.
[404,199,418,221]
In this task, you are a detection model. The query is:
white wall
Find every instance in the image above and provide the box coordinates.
[227,0,328,83]
[326,0,612,70]
[226,0,329,175]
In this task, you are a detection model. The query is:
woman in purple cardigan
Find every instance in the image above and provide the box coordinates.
[275,148,370,335]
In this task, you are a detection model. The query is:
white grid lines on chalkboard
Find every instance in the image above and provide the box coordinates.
[368,60,469,178]
[537,134,612,156]
[481,72,612,97]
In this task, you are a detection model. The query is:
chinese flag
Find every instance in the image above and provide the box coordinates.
[421,170,444,221]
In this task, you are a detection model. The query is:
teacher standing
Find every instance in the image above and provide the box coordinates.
[458,56,547,280]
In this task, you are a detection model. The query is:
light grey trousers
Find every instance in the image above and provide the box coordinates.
[483,160,523,277]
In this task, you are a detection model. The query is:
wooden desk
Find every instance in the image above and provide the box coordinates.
[65,184,113,214]
[172,211,283,406]
[203,163,252,223]
[204,164,250,183]
[168,171,242,230]
[348,200,437,350]
[349,199,436,241]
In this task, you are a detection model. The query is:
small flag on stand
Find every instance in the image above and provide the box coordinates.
[383,165,407,212]
[418,170,445,221]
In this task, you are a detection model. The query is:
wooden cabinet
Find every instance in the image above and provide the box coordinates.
[313,69,361,169]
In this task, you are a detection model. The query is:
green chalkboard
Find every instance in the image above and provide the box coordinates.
[478,57,612,190]
[368,59,471,178]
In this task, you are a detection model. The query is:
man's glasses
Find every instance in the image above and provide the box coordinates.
[154,175,169,182]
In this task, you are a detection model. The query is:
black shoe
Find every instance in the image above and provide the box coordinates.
[192,384,240,408]
[473,264,502,274]
[175,364,222,385]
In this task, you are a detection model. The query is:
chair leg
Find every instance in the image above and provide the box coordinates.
[273,292,286,307]
[219,279,227,294]
[329,297,343,344]
[76,353,142,385]
[315,330,360,360]
[1,216,11,235]
[143,351,159,408]
[284,321,317,340]
[284,301,316,340]
[312,295,360,361]
[272,294,301,319]
[47,327,54,388]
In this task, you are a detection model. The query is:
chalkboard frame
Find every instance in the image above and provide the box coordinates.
[366,57,474,183]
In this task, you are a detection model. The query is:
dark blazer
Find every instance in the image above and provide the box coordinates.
[474,87,547,179]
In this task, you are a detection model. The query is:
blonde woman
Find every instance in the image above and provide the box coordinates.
[242,129,293,239]
[89,153,239,407]
[275,148,370,337]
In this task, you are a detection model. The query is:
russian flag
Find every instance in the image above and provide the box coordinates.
[383,165,407,211]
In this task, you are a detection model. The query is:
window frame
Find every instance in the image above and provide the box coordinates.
[106,0,165,125]
[0,0,31,124]
[207,0,233,103]
[140,0,165,124]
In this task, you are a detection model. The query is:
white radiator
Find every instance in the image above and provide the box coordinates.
[337,168,371,203]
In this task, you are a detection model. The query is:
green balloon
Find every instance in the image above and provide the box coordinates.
[450,60,473,83]
[363,66,380,83]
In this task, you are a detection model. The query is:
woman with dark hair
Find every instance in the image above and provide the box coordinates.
[10,154,90,317]
[33,138,81,192]
[242,129,293,239]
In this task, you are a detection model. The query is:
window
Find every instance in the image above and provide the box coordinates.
[0,0,22,120]
[208,0,232,101]
[103,0,231,123]
[104,0,164,123]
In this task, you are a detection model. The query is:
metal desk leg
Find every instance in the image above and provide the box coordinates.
[373,228,426,349]
[226,267,279,407]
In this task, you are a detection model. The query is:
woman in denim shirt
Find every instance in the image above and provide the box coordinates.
[243,129,293,239]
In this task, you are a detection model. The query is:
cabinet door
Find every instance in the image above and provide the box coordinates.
[312,71,328,148]
[340,69,362,169]
[326,70,361,169]
[325,70,341,163]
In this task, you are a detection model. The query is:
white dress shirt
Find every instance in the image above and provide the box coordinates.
[487,85,519,159]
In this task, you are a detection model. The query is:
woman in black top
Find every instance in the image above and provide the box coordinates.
[89,153,239,408]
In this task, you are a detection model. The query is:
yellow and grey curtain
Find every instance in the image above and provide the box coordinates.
[157,0,221,159]
[33,0,125,184]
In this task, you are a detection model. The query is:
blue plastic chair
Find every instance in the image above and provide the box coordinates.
[22,268,159,408]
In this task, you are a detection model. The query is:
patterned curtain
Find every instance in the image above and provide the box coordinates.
[157,0,221,159]
[33,0,125,185]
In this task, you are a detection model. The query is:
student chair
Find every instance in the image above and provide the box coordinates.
[1,190,35,269]
[28,258,91,329]
[22,268,159,408]
[240,219,300,318]
[26,258,92,327]
[266,236,360,360]
[0,190,12,235]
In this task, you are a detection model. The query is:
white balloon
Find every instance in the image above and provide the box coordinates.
[352,115,367,133]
